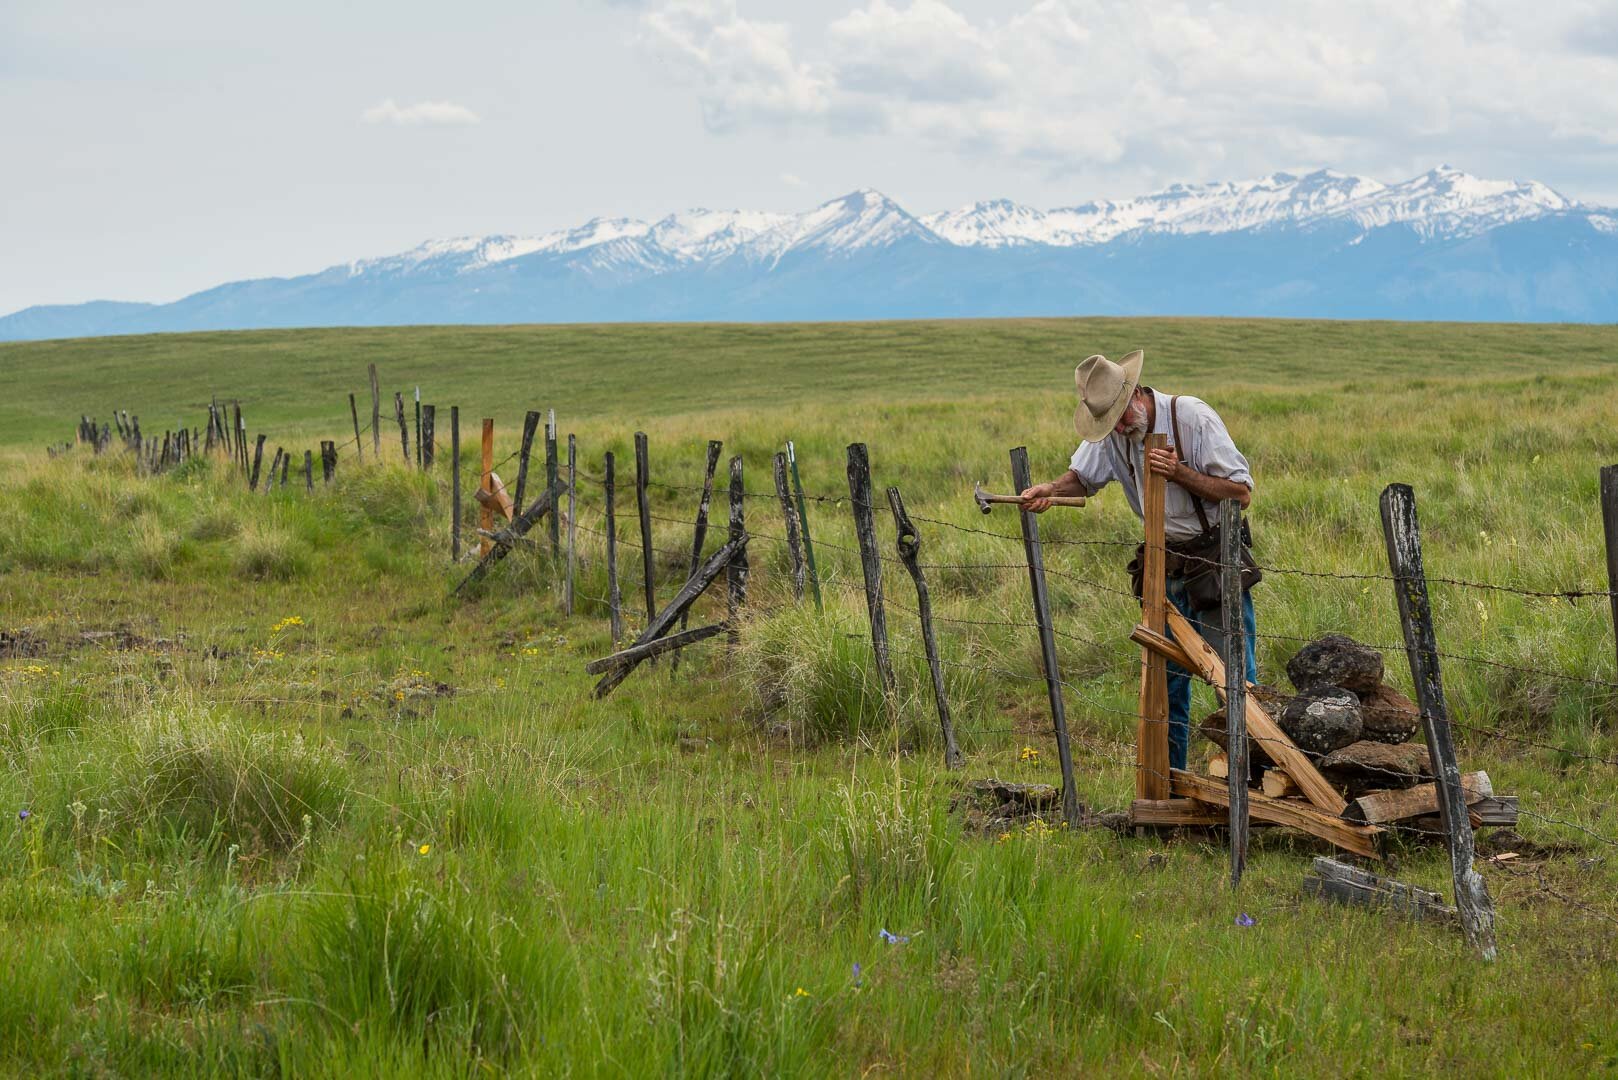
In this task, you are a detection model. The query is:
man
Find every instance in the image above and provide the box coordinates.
[1020,350,1258,771]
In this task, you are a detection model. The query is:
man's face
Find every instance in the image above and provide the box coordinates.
[1114,391,1149,441]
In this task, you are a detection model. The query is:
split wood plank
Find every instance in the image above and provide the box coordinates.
[584,623,728,675]
[1130,798,1228,827]
[1303,857,1456,924]
[1138,432,1170,801]
[1261,770,1301,799]
[1171,769,1381,859]
[1347,772,1492,824]
[453,480,564,594]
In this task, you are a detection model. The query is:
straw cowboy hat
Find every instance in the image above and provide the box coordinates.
[1072,350,1144,442]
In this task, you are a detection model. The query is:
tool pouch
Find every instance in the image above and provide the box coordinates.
[1127,521,1260,611]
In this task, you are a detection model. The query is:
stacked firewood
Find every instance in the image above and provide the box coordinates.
[1201,634,1514,831]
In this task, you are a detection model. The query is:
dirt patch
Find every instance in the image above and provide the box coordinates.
[1478,828,1582,860]
[0,627,46,658]
[77,626,185,652]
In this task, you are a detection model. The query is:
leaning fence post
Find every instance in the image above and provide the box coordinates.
[1220,498,1249,887]
[774,452,807,601]
[888,486,963,769]
[635,431,655,626]
[1381,482,1497,959]
[605,451,623,647]
[450,407,462,563]
[249,434,266,491]
[846,442,897,707]
[674,440,722,673]
[565,433,577,616]
[513,410,540,517]
[788,441,822,612]
[546,410,560,562]
[1601,464,1618,674]
[1010,447,1082,829]
[368,363,381,459]
[395,391,409,464]
[727,455,747,647]
[421,405,435,471]
[349,393,363,464]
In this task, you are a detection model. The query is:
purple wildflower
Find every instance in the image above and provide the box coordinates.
[879,928,910,945]
[851,962,862,987]
[17,809,28,822]
[1235,912,1255,927]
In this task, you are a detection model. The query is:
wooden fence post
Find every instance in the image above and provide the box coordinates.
[1138,432,1171,801]
[304,449,314,492]
[775,452,807,601]
[368,363,381,459]
[727,455,747,647]
[349,394,363,464]
[605,452,623,647]
[395,391,409,464]
[263,447,281,494]
[565,434,577,616]
[480,419,495,557]
[788,441,822,611]
[635,431,655,626]
[546,410,560,562]
[1381,482,1497,959]
[846,442,897,707]
[250,434,266,491]
[888,485,963,769]
[278,448,290,489]
[1601,464,1618,674]
[513,410,540,517]
[1010,446,1082,829]
[674,441,722,672]
[1220,498,1249,887]
[414,387,422,470]
[321,440,335,483]
[450,407,461,563]
[421,405,435,471]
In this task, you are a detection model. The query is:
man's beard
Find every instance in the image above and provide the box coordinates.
[1117,401,1149,441]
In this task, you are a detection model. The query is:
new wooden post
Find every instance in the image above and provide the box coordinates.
[421,405,435,471]
[395,391,409,463]
[480,419,495,557]
[1010,447,1082,828]
[513,410,540,517]
[788,441,822,611]
[775,452,807,601]
[565,434,577,616]
[635,431,655,626]
[349,393,363,463]
[888,485,963,769]
[727,455,747,647]
[846,442,897,706]
[450,407,462,563]
[605,451,623,647]
[1138,432,1170,801]
[1601,464,1618,674]
[1381,482,1497,959]
[1220,498,1249,887]
[673,440,721,672]
[546,410,560,561]
[368,363,381,459]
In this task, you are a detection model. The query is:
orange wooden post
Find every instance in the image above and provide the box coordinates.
[1137,432,1170,800]
[479,419,495,556]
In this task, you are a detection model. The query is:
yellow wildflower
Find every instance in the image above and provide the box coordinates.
[419,843,431,856]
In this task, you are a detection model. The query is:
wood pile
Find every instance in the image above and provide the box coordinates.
[1200,633,1518,836]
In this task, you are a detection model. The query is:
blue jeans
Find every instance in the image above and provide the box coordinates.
[1164,579,1258,771]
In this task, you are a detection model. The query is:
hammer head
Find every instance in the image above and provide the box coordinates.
[973,480,994,514]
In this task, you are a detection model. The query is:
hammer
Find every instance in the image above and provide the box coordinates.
[973,481,1086,514]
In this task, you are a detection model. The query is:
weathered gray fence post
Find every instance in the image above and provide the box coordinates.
[348,393,362,464]
[565,433,577,617]
[888,486,963,769]
[450,406,462,563]
[395,391,409,464]
[727,455,747,647]
[605,451,623,648]
[304,449,314,492]
[368,363,381,459]
[788,441,822,611]
[775,452,807,601]
[1601,464,1618,674]
[1009,446,1082,830]
[250,434,266,491]
[846,442,897,708]
[421,405,435,471]
[513,410,540,517]
[1220,498,1249,887]
[1381,482,1497,959]
[546,410,560,562]
[321,440,335,483]
[674,440,722,673]
[278,448,290,489]
[635,431,655,627]
[414,387,422,470]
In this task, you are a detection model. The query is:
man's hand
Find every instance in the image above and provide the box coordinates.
[1146,445,1182,480]
[1019,482,1056,514]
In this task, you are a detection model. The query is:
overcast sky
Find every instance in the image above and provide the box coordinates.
[4,0,1617,314]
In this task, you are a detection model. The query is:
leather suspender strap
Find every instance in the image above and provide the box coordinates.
[1170,395,1214,537]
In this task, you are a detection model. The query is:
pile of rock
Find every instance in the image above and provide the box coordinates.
[1203,633,1435,796]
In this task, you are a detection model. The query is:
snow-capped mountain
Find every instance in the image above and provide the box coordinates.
[4,167,1615,339]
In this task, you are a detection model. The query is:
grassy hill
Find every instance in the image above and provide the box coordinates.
[1,318,1616,1075]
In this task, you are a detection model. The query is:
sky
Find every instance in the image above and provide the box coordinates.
[4,0,1618,314]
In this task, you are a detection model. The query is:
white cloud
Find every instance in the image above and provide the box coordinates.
[360,99,481,126]
[633,0,1618,183]
[780,171,807,187]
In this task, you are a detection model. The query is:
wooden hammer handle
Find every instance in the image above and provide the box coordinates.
[991,494,1086,508]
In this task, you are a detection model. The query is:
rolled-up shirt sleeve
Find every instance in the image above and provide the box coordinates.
[1184,399,1252,490]
[1067,441,1115,496]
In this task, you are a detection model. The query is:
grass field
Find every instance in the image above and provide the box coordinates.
[1,318,1617,1076]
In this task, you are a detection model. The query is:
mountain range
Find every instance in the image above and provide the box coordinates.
[4,166,1616,340]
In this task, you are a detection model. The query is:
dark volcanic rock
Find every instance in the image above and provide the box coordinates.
[1286,634,1384,694]
[1279,687,1363,756]
[1360,683,1421,743]
[1197,685,1285,765]
[1319,740,1432,790]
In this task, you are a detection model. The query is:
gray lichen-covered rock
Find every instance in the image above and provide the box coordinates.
[1286,634,1384,694]
[1360,683,1422,744]
[1280,687,1363,756]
